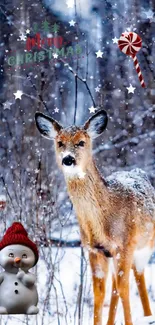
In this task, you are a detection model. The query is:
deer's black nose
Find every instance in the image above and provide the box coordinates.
[62,155,75,166]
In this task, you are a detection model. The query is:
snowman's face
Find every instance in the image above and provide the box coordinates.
[0,245,35,272]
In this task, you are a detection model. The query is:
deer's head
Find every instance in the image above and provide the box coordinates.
[35,110,108,179]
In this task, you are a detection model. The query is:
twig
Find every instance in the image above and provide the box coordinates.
[85,40,89,81]
[26,74,50,113]
[53,283,61,325]
[73,67,78,125]
[0,177,16,213]
[73,0,79,124]
[54,274,69,325]
[78,247,84,325]
[60,59,96,107]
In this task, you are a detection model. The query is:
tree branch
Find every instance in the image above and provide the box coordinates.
[93,131,155,154]
[38,237,81,248]
[61,60,96,107]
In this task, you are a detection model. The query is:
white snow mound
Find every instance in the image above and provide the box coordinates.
[134,316,155,325]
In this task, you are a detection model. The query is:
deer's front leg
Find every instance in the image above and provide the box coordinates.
[89,251,109,325]
[115,249,134,325]
[106,275,119,325]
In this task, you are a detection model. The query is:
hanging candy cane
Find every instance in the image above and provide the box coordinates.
[118,32,146,88]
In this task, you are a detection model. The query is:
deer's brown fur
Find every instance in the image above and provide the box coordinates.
[35,110,155,325]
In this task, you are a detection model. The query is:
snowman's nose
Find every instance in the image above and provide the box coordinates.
[14,257,21,263]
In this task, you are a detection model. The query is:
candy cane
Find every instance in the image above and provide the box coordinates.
[118,32,146,88]
[132,55,145,87]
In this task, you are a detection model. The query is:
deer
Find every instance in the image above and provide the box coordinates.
[35,109,155,325]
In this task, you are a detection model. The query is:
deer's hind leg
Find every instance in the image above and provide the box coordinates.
[133,266,152,316]
[133,234,154,317]
[89,251,109,325]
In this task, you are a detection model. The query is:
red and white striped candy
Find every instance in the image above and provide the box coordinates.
[118,32,145,88]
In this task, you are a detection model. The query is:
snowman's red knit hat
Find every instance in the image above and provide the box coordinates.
[0,222,39,265]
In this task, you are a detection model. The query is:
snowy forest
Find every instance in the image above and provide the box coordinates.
[0,0,155,324]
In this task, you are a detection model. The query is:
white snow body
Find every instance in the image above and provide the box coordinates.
[107,168,155,220]
[0,271,38,314]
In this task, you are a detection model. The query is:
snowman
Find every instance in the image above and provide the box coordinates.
[0,222,39,314]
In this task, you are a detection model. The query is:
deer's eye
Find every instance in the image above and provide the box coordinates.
[58,141,64,148]
[78,141,85,147]
[9,253,14,258]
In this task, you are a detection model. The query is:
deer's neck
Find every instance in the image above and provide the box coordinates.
[65,159,110,217]
[66,159,106,187]
[65,160,110,246]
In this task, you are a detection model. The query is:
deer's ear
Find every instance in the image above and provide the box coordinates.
[83,109,108,139]
[35,112,62,139]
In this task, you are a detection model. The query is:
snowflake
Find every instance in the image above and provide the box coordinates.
[7,16,13,26]
[118,270,124,277]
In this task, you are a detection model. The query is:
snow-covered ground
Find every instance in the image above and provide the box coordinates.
[0,246,155,325]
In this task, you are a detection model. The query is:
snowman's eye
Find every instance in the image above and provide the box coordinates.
[9,253,14,258]
[22,254,27,259]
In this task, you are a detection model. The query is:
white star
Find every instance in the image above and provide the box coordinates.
[69,20,76,26]
[126,26,136,32]
[126,84,136,94]
[95,50,103,58]
[95,86,100,92]
[122,31,129,37]
[3,101,12,110]
[78,171,86,179]
[145,9,154,19]
[26,29,30,34]
[19,33,27,41]
[112,37,119,44]
[54,107,59,113]
[14,90,23,99]
[150,17,155,23]
[88,106,96,114]
[66,0,74,8]
[53,53,58,59]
